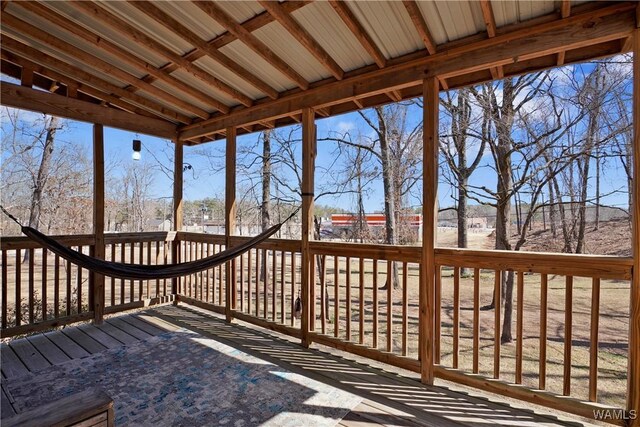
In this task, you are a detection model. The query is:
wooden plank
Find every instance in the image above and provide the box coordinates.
[402,1,436,55]
[452,267,460,369]
[26,334,70,365]
[133,313,182,333]
[93,322,138,346]
[1,312,93,340]
[0,343,30,378]
[78,325,122,348]
[540,273,548,390]
[118,315,165,336]
[372,259,378,348]
[9,338,51,372]
[310,241,421,263]
[472,268,480,374]
[1,234,94,251]
[563,275,573,396]
[61,327,107,354]
[2,388,113,427]
[386,260,392,353]
[420,77,438,385]
[44,330,91,359]
[346,257,351,341]
[0,82,176,138]
[402,262,408,356]
[301,107,315,347]
[494,270,502,379]
[334,255,340,337]
[106,317,152,341]
[193,1,308,90]
[515,271,524,384]
[589,277,601,402]
[359,258,364,344]
[1,386,16,419]
[629,28,640,427]
[434,265,441,364]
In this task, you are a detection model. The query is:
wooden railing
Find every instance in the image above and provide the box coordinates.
[1,231,635,423]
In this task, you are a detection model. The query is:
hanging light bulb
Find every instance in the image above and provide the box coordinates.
[132,139,141,161]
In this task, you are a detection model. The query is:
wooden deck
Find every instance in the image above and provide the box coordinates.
[1,303,592,426]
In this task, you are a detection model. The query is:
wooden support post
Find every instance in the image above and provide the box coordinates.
[172,138,183,301]
[92,124,105,325]
[629,28,640,427]
[225,127,237,323]
[301,107,315,348]
[420,77,438,385]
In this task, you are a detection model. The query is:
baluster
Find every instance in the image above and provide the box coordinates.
[255,248,260,316]
[280,251,285,324]
[310,253,315,330]
[42,248,48,321]
[387,260,392,353]
[291,251,296,326]
[372,259,378,348]
[453,266,460,369]
[54,254,60,318]
[66,257,72,317]
[15,249,21,326]
[359,257,364,344]
[77,246,83,313]
[320,254,326,335]
[346,256,351,341]
[402,262,408,357]
[247,249,252,314]
[516,271,524,384]
[540,273,548,390]
[110,244,116,306]
[28,248,34,324]
[494,270,502,379]
[473,267,480,374]
[435,265,442,364]
[2,250,7,329]
[272,249,277,321]
[334,255,339,337]
[589,277,601,402]
[563,275,573,396]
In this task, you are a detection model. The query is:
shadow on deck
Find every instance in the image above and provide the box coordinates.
[1,303,592,426]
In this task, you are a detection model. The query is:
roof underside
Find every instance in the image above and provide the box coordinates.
[0,0,636,143]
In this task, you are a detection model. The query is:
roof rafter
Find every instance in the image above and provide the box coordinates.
[128,0,279,100]
[180,3,634,140]
[402,0,437,55]
[1,36,189,124]
[328,0,387,68]
[68,1,249,110]
[258,0,344,81]
[14,1,233,115]
[479,0,504,80]
[0,14,202,122]
[193,1,309,90]
[557,0,572,65]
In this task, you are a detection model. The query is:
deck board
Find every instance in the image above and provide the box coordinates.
[118,315,165,336]
[105,318,152,341]
[93,321,138,345]
[44,330,91,359]
[77,324,125,349]
[61,328,107,354]
[133,313,182,332]
[8,339,51,373]
[26,335,71,366]
[1,385,16,419]
[0,344,29,379]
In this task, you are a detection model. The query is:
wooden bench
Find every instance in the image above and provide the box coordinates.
[3,388,114,427]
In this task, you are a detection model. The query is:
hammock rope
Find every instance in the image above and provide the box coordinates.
[1,205,300,281]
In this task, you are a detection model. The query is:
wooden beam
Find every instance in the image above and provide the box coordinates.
[479,1,504,79]
[15,1,234,111]
[180,5,635,139]
[137,2,310,89]
[329,0,387,68]
[1,39,189,124]
[67,1,240,112]
[225,127,237,322]
[92,124,105,326]
[1,82,177,138]
[20,68,33,88]
[128,1,277,100]
[172,138,183,298]
[420,77,438,385]
[629,28,640,427]
[258,0,344,81]
[402,1,437,55]
[193,1,309,90]
[0,13,207,121]
[301,107,315,348]
[561,0,571,19]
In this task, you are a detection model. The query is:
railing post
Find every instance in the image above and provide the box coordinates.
[92,124,105,324]
[225,127,237,323]
[420,77,439,385]
[301,107,316,348]
[629,27,640,427]
[172,137,183,303]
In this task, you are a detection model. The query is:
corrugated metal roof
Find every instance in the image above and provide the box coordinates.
[346,1,424,59]
[215,1,265,25]
[151,1,227,41]
[292,1,373,72]
[253,21,330,83]
[431,1,486,43]
[192,56,266,101]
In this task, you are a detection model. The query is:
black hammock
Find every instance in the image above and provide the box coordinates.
[1,205,298,281]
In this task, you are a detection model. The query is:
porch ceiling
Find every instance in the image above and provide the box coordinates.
[0,0,637,142]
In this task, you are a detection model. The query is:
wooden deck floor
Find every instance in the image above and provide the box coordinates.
[1,304,592,426]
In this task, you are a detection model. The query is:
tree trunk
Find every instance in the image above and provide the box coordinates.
[25,117,59,263]
[548,180,557,237]
[260,130,271,281]
[457,178,469,276]
[379,122,399,290]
